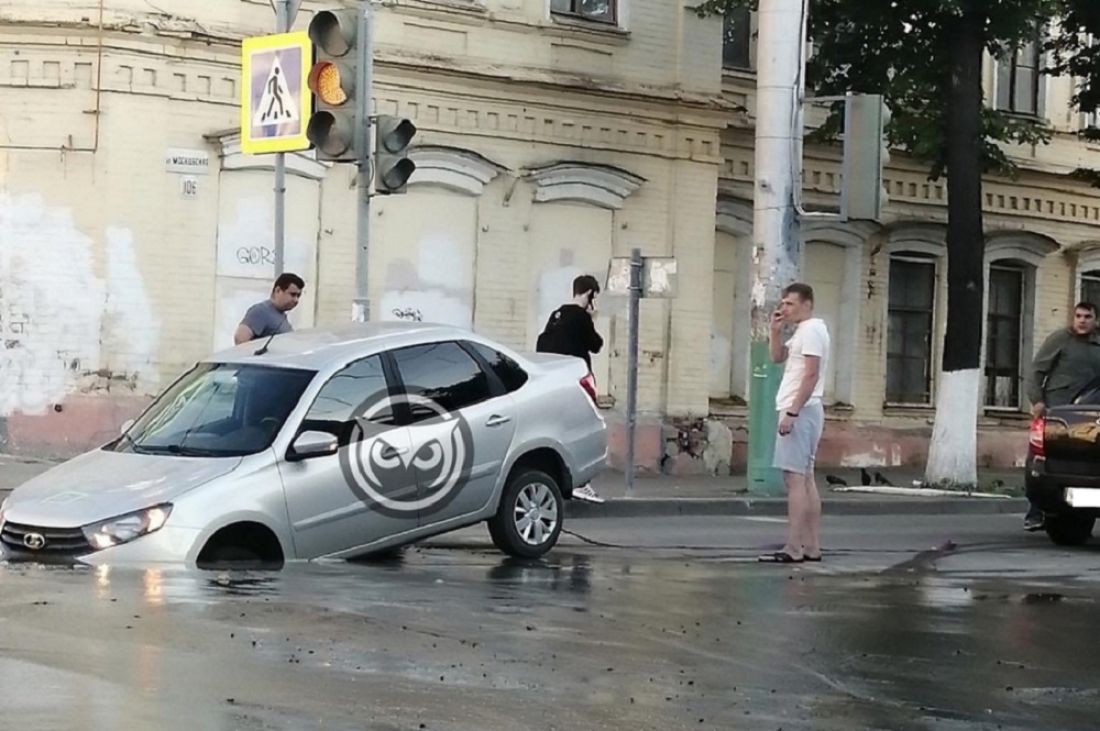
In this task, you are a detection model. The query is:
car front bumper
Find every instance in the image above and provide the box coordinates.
[1,524,203,566]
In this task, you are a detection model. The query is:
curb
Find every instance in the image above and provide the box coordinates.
[565,496,1030,519]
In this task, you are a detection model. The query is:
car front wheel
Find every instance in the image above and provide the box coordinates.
[488,469,563,559]
[1044,513,1096,547]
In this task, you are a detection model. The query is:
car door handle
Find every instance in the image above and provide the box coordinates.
[380,445,408,459]
[486,415,511,427]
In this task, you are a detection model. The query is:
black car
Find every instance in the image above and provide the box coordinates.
[1026,379,1100,546]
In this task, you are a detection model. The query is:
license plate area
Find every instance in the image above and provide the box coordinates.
[1064,488,1100,508]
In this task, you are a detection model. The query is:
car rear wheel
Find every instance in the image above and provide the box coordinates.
[1044,513,1096,547]
[487,469,563,559]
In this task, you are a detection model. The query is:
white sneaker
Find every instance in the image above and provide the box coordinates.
[572,484,605,504]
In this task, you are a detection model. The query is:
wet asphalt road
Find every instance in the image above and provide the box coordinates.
[1,513,1099,730]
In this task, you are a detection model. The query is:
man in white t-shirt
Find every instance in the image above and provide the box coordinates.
[759,282,831,565]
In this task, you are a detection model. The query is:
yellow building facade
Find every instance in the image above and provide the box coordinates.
[0,1,1098,474]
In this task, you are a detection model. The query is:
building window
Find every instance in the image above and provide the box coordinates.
[1081,271,1100,307]
[996,37,1042,116]
[723,7,752,70]
[550,0,616,24]
[985,265,1025,409]
[887,256,936,405]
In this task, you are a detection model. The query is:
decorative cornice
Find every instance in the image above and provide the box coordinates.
[885,222,948,258]
[407,145,507,196]
[802,220,878,248]
[720,140,1100,231]
[985,231,1060,268]
[525,161,645,209]
[715,198,753,237]
[204,130,329,181]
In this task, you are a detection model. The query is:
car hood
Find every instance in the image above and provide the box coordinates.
[2,449,242,527]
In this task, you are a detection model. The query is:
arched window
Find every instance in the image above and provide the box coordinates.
[1075,244,1100,307]
[801,222,872,407]
[983,232,1059,410]
[885,224,948,406]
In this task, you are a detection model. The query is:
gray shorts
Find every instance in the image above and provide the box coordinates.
[773,403,825,475]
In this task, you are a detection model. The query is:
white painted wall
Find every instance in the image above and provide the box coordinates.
[804,242,845,402]
[372,189,478,329]
[528,202,613,392]
[0,192,159,416]
[710,231,737,398]
[212,171,319,350]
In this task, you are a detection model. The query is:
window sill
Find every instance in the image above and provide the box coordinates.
[392,0,489,18]
[883,403,935,417]
[983,408,1029,421]
[709,397,748,416]
[995,110,1049,127]
[722,67,756,81]
[547,13,630,43]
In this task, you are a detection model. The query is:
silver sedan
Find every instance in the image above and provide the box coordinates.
[0,322,607,568]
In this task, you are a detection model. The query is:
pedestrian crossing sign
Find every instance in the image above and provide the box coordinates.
[241,31,312,155]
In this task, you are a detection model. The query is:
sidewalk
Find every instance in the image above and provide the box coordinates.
[0,456,1029,518]
[575,467,1029,518]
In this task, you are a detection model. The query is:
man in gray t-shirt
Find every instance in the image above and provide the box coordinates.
[234,273,305,345]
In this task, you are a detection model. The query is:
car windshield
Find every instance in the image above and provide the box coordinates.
[106,362,316,458]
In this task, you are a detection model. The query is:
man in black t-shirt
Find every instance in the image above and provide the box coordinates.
[537,274,605,503]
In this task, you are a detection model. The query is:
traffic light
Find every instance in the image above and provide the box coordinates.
[374,115,417,194]
[306,9,359,161]
[842,93,890,222]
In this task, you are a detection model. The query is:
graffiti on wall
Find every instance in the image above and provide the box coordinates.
[391,307,423,322]
[0,192,160,416]
[215,196,313,280]
[213,195,316,349]
[380,232,474,328]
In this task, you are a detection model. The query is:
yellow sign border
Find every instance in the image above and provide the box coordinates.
[240,31,313,155]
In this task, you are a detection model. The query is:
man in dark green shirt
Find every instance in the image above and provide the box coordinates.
[1024,301,1100,530]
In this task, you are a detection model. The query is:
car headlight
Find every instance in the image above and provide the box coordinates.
[82,504,172,550]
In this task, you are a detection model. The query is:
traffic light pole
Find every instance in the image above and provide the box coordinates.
[746,0,806,495]
[271,0,292,277]
[352,2,374,323]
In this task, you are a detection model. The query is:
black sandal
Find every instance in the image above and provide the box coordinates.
[758,551,804,563]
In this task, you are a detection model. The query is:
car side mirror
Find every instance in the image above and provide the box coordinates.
[120,419,135,435]
[288,431,339,462]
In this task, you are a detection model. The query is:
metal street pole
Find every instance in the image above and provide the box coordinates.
[625,247,643,498]
[746,0,806,495]
[352,2,374,323]
[272,0,289,276]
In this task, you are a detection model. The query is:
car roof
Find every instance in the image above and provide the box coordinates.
[205,321,490,370]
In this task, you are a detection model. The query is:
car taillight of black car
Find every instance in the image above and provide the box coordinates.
[1029,415,1045,458]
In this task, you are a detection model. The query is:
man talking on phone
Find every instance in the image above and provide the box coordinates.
[536,274,605,503]
[759,282,831,564]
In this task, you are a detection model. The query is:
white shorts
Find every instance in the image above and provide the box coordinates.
[773,403,825,475]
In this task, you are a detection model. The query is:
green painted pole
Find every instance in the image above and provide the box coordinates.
[747,340,784,495]
[746,0,805,496]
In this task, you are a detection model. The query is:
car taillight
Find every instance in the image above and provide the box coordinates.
[580,373,598,404]
[1029,416,1045,457]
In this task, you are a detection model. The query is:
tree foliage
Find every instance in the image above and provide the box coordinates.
[1047,0,1100,184]
[695,0,1059,180]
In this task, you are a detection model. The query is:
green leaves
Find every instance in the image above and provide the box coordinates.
[697,0,1059,179]
[1047,0,1100,136]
